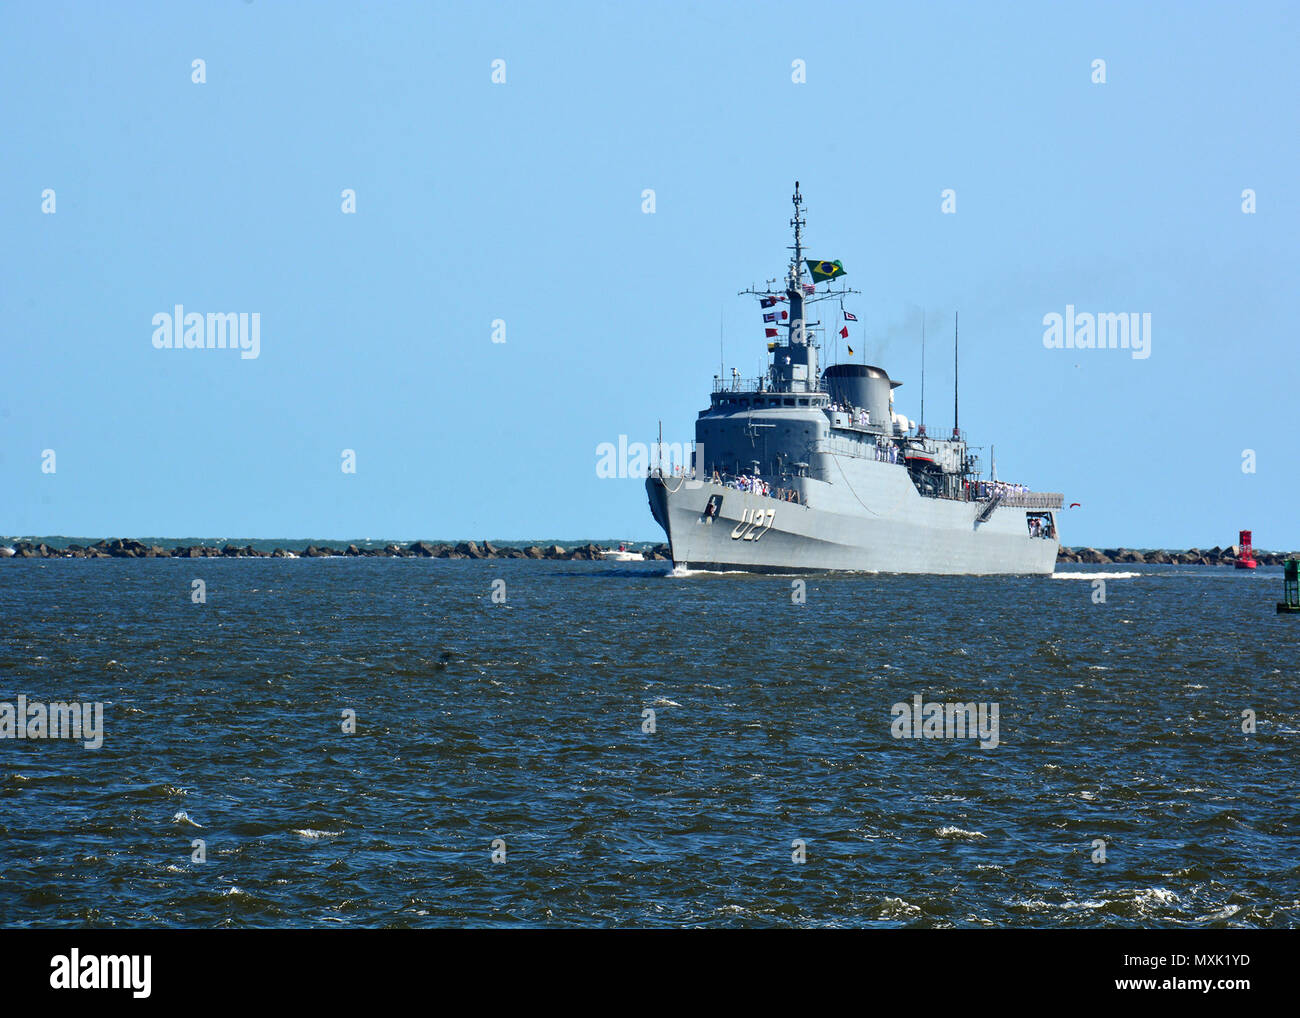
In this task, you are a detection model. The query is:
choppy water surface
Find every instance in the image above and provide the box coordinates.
[1,559,1296,928]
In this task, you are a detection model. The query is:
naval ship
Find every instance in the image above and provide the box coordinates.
[645,183,1062,574]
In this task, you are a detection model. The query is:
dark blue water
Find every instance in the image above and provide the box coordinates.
[1,559,1296,927]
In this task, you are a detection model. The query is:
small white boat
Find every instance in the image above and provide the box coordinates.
[599,545,644,562]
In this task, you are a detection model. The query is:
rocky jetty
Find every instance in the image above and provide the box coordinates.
[1,539,1291,565]
[1055,546,1294,566]
[0,539,675,561]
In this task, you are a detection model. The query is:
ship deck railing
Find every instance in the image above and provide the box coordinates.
[712,471,803,504]
[974,491,1064,509]
[649,466,803,504]
[713,376,768,393]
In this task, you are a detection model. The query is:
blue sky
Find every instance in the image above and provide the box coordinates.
[1,0,1296,547]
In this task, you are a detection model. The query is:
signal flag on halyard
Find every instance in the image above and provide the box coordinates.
[763,310,788,323]
[765,328,778,338]
[840,325,849,339]
[802,283,815,295]
[760,296,777,308]
[847,345,854,356]
[806,259,846,283]
[842,310,858,322]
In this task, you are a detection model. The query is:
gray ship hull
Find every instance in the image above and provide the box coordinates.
[647,465,1059,575]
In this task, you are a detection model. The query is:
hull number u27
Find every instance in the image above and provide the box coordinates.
[731,508,776,541]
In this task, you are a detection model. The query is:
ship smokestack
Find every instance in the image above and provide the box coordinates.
[823,363,893,432]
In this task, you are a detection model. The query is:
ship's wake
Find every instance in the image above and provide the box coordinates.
[667,565,754,578]
[1050,571,1141,580]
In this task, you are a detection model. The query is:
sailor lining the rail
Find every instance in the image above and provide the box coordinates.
[730,474,773,498]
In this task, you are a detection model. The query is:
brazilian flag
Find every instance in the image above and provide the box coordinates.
[805,259,846,283]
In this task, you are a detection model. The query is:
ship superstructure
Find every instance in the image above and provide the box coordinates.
[645,183,1062,574]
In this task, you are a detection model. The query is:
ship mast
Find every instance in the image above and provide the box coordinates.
[919,311,926,436]
[788,181,807,347]
[953,310,960,439]
[738,183,858,394]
